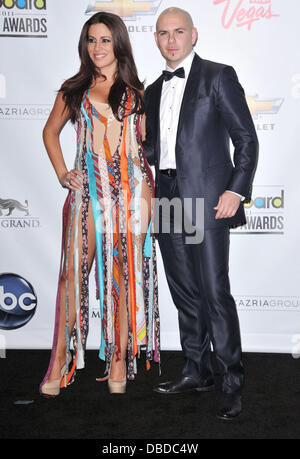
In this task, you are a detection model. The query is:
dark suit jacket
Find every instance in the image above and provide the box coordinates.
[143,54,259,229]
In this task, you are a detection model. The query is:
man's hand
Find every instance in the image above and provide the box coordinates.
[214,191,241,219]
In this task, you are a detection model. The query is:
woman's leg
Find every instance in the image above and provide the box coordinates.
[109,235,128,381]
[109,179,152,381]
[140,179,152,240]
[47,199,96,382]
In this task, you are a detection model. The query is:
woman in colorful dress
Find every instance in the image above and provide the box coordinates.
[39,12,160,397]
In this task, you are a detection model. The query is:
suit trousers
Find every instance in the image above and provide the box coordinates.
[157,172,244,394]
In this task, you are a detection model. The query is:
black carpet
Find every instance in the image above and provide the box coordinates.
[1,351,300,439]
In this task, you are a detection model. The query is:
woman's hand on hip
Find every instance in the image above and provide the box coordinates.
[60,169,83,190]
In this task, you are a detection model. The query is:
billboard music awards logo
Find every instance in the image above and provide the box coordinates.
[231,185,285,235]
[0,0,47,38]
[213,0,280,31]
[85,0,162,33]
[0,197,40,229]
[246,94,284,132]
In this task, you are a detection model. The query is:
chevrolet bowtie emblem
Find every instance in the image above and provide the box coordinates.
[246,95,284,119]
[85,0,162,19]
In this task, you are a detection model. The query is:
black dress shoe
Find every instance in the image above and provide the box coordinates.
[216,393,242,421]
[153,376,215,394]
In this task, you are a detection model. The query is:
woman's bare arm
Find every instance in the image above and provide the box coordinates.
[43,92,82,190]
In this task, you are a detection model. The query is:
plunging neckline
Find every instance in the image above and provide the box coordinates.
[84,90,124,158]
[87,87,109,104]
[85,89,111,121]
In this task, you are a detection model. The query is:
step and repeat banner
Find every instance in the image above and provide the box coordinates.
[1,0,300,356]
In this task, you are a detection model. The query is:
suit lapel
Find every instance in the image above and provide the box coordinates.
[176,55,202,144]
[151,55,202,165]
[153,75,164,164]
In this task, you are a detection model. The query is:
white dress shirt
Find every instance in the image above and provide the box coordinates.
[159,51,195,170]
[159,51,243,200]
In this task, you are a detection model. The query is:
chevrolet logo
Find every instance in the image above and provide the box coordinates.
[246,95,284,119]
[85,0,162,19]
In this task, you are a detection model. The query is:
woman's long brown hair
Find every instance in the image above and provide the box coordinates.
[60,12,144,123]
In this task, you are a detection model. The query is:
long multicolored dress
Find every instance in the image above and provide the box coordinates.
[40,88,160,390]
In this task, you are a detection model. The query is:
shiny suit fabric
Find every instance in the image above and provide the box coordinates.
[143,55,258,394]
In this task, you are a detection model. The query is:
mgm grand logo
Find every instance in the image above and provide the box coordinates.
[231,186,285,235]
[0,197,40,228]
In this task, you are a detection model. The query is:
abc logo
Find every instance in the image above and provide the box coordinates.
[0,273,37,330]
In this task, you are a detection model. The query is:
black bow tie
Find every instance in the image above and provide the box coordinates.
[162,67,185,82]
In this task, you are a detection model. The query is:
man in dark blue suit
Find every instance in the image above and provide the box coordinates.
[143,7,258,420]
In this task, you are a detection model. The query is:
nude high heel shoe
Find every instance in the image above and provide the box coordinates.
[40,352,72,398]
[108,360,127,394]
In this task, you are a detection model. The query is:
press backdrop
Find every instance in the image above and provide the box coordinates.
[1,0,300,356]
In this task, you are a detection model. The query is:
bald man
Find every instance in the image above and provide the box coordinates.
[143,8,258,420]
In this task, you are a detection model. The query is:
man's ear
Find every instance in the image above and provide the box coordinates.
[154,31,158,45]
[192,27,198,47]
